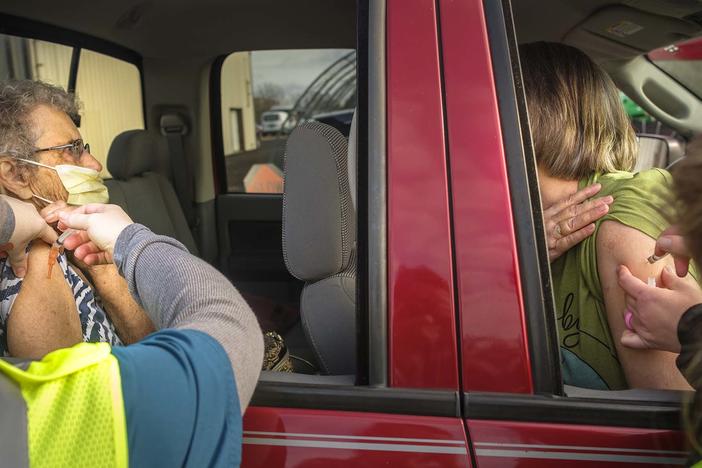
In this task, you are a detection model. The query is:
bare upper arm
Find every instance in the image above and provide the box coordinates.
[597,220,691,390]
[6,240,82,358]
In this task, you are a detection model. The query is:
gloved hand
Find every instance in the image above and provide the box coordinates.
[0,195,58,277]
[58,204,134,265]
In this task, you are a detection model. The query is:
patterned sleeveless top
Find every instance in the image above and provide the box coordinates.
[0,250,121,356]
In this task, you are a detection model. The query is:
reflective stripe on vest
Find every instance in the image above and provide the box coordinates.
[0,372,29,467]
[0,342,128,468]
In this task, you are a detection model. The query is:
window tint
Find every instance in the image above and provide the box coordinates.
[75,49,144,177]
[0,33,72,86]
[220,49,356,193]
[649,37,702,99]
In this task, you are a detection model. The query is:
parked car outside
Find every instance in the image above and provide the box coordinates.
[261,109,290,136]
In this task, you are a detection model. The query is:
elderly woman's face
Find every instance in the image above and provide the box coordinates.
[24,104,102,206]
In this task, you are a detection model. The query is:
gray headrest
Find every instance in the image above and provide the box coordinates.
[107,130,160,180]
[283,122,356,282]
[347,110,357,211]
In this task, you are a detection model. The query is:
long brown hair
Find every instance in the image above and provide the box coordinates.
[520,42,637,179]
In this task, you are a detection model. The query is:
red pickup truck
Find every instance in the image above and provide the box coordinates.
[243,1,702,467]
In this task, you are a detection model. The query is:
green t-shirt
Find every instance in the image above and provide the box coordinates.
[551,169,697,390]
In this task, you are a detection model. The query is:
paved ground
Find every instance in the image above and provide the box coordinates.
[225,137,287,192]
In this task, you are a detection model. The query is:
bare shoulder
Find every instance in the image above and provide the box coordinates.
[596,221,651,257]
[595,217,690,390]
[596,220,662,281]
[8,240,82,358]
[19,240,75,303]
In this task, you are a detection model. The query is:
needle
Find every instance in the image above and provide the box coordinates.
[647,253,669,264]
[55,229,75,247]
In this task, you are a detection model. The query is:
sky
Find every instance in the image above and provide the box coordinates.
[251,49,351,106]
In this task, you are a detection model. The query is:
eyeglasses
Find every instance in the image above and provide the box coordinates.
[34,139,90,162]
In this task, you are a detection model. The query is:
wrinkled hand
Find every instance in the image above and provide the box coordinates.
[654,225,691,277]
[618,265,702,353]
[57,204,134,265]
[544,183,613,262]
[0,196,58,277]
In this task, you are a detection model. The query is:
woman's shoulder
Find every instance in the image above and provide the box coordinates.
[576,169,674,288]
[593,169,672,197]
[0,242,59,288]
[590,169,673,229]
[17,241,71,295]
[0,241,75,326]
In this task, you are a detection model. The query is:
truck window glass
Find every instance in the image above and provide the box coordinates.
[220,49,356,193]
[75,49,144,178]
[649,37,702,100]
[0,33,72,88]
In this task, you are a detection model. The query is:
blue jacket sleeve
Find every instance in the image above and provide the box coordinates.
[111,329,242,468]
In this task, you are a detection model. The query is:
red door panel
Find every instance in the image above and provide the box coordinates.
[243,2,469,467]
[438,0,532,393]
[242,407,472,467]
[387,0,459,390]
[468,420,686,467]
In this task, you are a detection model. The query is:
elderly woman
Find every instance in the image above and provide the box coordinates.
[0,80,153,358]
[521,42,697,390]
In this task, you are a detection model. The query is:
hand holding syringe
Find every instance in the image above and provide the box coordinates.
[55,204,134,266]
[646,225,692,277]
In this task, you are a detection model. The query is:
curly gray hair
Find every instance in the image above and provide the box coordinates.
[0,80,80,161]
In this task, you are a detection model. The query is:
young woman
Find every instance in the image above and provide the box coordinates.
[521,41,695,390]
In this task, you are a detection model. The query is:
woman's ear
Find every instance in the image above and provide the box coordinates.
[0,158,33,200]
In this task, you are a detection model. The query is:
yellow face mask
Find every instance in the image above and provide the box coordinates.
[20,159,109,205]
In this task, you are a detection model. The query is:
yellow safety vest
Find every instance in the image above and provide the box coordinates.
[0,342,128,468]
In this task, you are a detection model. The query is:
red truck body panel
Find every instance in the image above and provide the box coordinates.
[469,420,686,467]
[438,0,533,394]
[387,0,459,390]
[242,407,472,467]
[649,36,702,61]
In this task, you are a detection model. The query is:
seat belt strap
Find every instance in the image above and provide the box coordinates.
[160,113,197,228]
